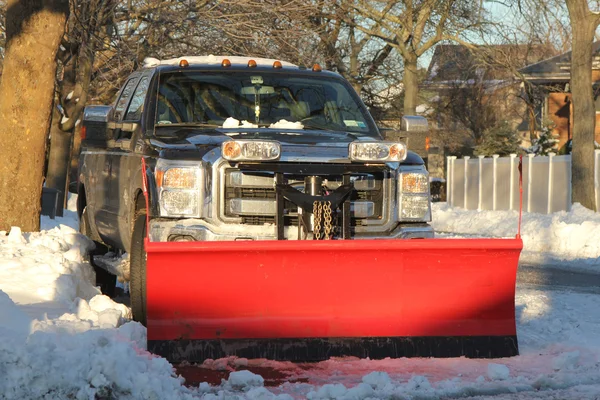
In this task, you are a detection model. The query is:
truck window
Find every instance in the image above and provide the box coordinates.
[125,76,150,121]
[154,72,376,136]
[114,78,139,121]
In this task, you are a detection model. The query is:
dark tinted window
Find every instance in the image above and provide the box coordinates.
[155,72,375,135]
[114,78,138,120]
[125,77,150,121]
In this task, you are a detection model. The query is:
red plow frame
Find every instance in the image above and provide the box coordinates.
[146,238,521,362]
[141,158,524,363]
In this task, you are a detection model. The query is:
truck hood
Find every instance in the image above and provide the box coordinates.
[150,127,424,165]
[154,126,375,146]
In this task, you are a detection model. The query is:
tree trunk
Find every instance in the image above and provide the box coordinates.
[403,56,419,116]
[46,106,73,216]
[0,0,69,231]
[566,0,599,211]
[46,45,95,215]
[69,124,83,186]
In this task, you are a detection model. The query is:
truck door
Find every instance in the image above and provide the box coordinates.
[95,76,139,246]
[109,74,151,250]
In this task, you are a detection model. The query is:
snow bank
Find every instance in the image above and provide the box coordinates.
[0,224,99,305]
[0,311,194,399]
[0,196,196,399]
[432,202,600,270]
[0,290,33,340]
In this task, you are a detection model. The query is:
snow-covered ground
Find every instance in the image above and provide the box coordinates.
[432,202,600,272]
[1,199,600,399]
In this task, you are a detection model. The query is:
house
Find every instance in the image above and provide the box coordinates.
[422,44,557,152]
[519,41,600,150]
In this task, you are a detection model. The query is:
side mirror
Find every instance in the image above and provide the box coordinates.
[399,115,429,158]
[81,105,112,146]
[401,115,428,132]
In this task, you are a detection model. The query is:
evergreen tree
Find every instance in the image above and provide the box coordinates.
[475,121,522,157]
[526,122,559,155]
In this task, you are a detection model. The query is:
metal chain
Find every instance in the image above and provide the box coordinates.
[323,201,333,240]
[313,201,323,240]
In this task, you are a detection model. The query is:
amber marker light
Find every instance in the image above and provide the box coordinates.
[273,61,283,69]
[222,59,231,67]
[389,143,405,160]
[425,137,431,152]
[179,59,189,68]
[222,141,242,160]
[312,63,322,72]
[248,59,257,68]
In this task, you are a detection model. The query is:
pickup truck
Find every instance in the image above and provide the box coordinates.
[77,55,434,323]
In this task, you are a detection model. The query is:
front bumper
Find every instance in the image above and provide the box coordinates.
[148,218,434,242]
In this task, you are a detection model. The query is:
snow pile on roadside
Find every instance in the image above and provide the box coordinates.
[0,298,193,400]
[0,224,99,305]
[193,357,600,400]
[0,202,196,399]
[432,202,600,269]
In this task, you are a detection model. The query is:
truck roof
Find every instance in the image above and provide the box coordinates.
[143,55,298,69]
[140,56,341,78]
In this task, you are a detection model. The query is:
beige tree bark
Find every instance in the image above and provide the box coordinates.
[0,0,69,231]
[565,0,600,211]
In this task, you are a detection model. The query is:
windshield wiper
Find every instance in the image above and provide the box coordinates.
[154,122,222,138]
[301,123,360,137]
[155,122,222,128]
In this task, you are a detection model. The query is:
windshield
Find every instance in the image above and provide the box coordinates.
[154,71,377,136]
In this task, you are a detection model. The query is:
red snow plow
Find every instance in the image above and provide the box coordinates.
[140,159,523,363]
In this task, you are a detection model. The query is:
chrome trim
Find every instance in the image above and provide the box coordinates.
[149,219,434,242]
[229,198,275,215]
[191,146,432,236]
[217,164,397,233]
[352,201,375,218]
[229,170,274,187]
[227,198,376,218]
[83,105,112,122]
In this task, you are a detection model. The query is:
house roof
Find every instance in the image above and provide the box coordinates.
[519,41,600,82]
[424,43,556,88]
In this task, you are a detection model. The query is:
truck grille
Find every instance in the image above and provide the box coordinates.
[221,168,389,228]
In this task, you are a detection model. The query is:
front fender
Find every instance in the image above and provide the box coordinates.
[139,158,160,218]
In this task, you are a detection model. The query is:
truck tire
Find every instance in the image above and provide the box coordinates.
[130,213,147,326]
[80,206,116,297]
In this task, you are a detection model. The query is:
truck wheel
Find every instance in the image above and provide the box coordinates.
[130,213,147,326]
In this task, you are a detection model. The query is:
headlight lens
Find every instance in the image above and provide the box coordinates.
[400,195,430,219]
[156,159,203,217]
[222,140,281,161]
[401,173,429,193]
[398,171,431,221]
[162,168,199,189]
[349,142,407,162]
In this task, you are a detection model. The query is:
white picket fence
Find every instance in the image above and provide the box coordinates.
[446,150,600,214]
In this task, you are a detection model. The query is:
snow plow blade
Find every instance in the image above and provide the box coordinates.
[145,238,522,363]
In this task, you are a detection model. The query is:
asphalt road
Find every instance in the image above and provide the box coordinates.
[518,263,600,294]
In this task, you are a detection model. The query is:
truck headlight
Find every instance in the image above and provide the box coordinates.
[222,140,281,161]
[349,142,406,162]
[155,159,203,217]
[398,172,431,221]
